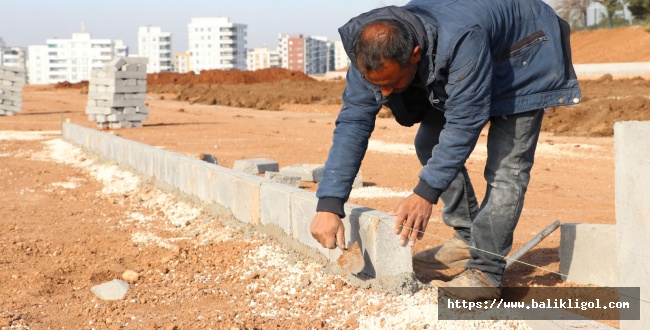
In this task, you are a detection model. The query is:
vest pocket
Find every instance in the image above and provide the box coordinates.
[496,30,549,63]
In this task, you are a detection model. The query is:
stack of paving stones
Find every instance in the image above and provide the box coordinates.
[0,65,26,116]
[85,57,149,129]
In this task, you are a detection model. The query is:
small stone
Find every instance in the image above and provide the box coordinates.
[91,279,130,300]
[121,270,139,283]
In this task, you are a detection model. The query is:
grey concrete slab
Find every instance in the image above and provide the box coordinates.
[162,152,182,187]
[214,168,236,213]
[280,163,324,181]
[232,158,279,175]
[559,223,618,287]
[615,121,650,330]
[290,191,330,257]
[264,171,300,187]
[260,182,301,235]
[342,204,412,278]
[232,173,264,224]
[193,162,215,204]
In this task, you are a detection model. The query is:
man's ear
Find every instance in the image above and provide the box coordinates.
[410,45,422,64]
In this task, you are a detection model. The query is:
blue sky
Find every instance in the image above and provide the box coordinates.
[1,0,400,52]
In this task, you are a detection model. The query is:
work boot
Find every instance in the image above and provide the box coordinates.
[412,237,470,272]
[432,268,501,301]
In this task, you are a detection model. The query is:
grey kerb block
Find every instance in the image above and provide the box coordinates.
[264,171,300,187]
[280,164,324,181]
[232,158,279,174]
[280,163,362,186]
[60,123,414,279]
[260,182,302,235]
[615,121,650,330]
[559,223,618,287]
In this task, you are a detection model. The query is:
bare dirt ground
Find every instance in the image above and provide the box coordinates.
[2,26,649,329]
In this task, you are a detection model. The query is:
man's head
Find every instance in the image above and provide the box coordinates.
[353,19,421,96]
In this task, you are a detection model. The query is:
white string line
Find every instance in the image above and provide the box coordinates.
[371,217,649,304]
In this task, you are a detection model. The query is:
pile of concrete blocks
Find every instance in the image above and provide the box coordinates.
[0,65,25,116]
[86,57,148,129]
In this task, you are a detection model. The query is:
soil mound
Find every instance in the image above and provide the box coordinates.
[570,25,650,63]
[147,68,315,85]
[54,81,89,89]
[543,75,650,136]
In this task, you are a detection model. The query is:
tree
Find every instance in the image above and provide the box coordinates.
[628,0,650,20]
[554,0,593,28]
[594,0,627,26]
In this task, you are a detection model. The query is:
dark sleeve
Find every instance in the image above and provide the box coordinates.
[316,66,381,217]
[414,26,492,204]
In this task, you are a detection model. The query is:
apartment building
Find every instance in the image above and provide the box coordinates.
[27,32,127,84]
[246,46,279,71]
[173,53,191,73]
[278,33,305,73]
[305,36,329,75]
[330,40,350,71]
[187,17,247,72]
[278,34,350,74]
[137,26,172,73]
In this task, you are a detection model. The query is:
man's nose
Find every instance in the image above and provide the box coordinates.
[380,86,393,97]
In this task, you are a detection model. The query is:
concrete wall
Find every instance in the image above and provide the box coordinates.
[615,121,650,330]
[61,122,413,279]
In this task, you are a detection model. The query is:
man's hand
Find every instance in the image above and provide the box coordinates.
[390,193,433,247]
[310,211,346,249]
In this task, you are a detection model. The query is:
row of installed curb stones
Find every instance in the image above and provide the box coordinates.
[61,122,412,279]
[61,123,618,330]
[0,65,25,116]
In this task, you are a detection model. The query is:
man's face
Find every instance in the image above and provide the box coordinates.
[361,45,422,97]
[364,60,418,97]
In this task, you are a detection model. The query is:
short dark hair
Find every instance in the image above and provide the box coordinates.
[353,19,415,73]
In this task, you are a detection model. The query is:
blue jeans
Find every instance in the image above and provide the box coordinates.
[414,108,544,286]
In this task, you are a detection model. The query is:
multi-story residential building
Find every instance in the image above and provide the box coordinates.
[137,26,172,73]
[305,36,329,75]
[278,33,305,73]
[173,52,191,73]
[246,46,279,71]
[27,32,127,84]
[278,35,349,74]
[187,17,247,72]
[330,40,350,71]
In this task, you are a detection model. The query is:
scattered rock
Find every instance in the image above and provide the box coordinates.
[91,279,130,300]
[121,270,139,283]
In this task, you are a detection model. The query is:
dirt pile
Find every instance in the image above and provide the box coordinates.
[150,79,345,110]
[146,68,345,110]
[543,75,650,136]
[54,81,88,89]
[147,67,315,85]
[570,25,650,63]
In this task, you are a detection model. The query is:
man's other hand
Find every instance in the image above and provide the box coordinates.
[390,193,433,247]
[310,211,346,249]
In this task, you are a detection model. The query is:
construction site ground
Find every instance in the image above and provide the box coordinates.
[2,26,650,329]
